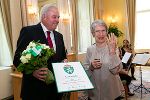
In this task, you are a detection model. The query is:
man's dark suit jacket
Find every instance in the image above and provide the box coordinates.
[13,23,67,100]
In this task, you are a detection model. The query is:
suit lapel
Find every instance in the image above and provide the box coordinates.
[53,31,59,53]
[35,23,48,45]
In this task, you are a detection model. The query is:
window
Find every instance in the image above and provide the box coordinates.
[0,10,12,66]
[57,0,73,53]
[135,0,150,49]
[77,0,93,53]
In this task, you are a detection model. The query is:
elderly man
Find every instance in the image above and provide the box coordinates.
[13,4,67,100]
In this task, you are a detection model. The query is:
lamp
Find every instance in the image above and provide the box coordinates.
[26,3,39,25]
[108,15,119,25]
[61,13,70,24]
[27,4,37,17]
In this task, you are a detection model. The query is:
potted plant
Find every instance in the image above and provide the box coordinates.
[108,24,123,37]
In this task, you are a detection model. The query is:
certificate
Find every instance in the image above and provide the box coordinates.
[52,62,94,93]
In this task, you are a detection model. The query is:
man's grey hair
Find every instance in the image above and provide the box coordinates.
[40,3,57,20]
[90,20,108,33]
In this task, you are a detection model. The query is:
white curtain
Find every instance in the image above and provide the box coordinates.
[0,9,12,66]
[126,0,135,49]
[77,0,93,52]
[57,0,73,53]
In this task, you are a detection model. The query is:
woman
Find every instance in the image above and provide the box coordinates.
[121,39,136,80]
[84,20,123,100]
[121,39,132,55]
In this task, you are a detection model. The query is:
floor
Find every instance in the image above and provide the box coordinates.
[127,66,150,100]
[6,66,150,100]
[78,66,150,100]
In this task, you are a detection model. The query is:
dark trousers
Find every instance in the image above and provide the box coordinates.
[123,63,135,77]
[119,73,132,92]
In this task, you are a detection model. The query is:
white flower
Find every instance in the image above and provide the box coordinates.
[22,50,27,54]
[41,44,46,47]
[41,44,49,49]
[22,48,30,54]
[25,54,31,59]
[45,45,49,49]
[20,56,29,64]
[20,54,31,64]
[27,42,36,48]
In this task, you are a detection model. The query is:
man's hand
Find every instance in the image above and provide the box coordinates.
[33,67,48,81]
[62,59,68,63]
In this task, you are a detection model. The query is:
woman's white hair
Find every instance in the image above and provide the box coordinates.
[90,20,108,33]
[40,3,57,20]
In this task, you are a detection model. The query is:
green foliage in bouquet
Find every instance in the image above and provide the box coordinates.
[108,24,123,37]
[17,41,55,84]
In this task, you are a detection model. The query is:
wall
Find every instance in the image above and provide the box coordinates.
[10,0,57,53]
[103,0,127,46]
[77,53,86,64]
[0,67,12,99]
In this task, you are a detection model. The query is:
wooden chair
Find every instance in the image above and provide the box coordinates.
[122,80,128,100]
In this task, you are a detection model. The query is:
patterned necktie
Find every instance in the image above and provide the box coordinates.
[47,31,53,48]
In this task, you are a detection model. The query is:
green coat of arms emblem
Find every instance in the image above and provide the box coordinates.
[63,64,74,74]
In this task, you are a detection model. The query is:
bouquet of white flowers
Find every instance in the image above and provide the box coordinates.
[17,41,55,84]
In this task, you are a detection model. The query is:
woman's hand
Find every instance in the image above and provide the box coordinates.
[107,33,117,55]
[90,59,102,70]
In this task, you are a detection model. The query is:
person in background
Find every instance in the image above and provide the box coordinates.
[84,20,123,100]
[120,39,136,80]
[13,4,67,100]
[119,69,135,96]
